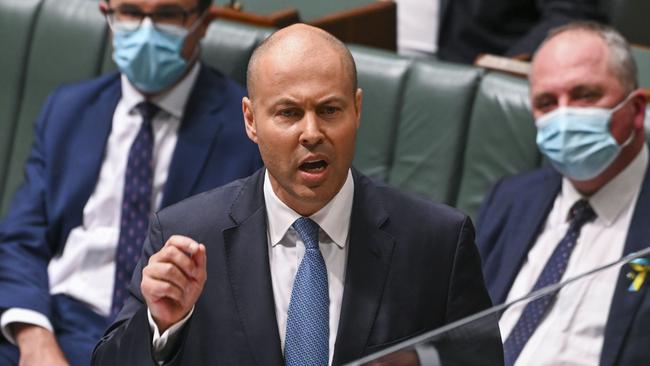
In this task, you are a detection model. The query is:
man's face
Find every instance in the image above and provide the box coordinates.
[101,0,211,60]
[243,37,362,216]
[530,31,636,145]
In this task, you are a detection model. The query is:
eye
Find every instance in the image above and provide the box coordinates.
[276,108,302,120]
[115,6,145,21]
[533,97,557,114]
[318,105,341,118]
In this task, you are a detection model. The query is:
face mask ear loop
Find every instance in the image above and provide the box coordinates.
[611,91,638,114]
[610,91,640,148]
[181,11,208,64]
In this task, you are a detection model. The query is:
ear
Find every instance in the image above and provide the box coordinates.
[354,88,363,129]
[631,91,647,130]
[196,6,217,39]
[197,6,218,38]
[98,1,108,14]
[242,97,258,143]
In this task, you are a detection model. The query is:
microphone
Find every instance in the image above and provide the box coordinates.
[346,246,650,366]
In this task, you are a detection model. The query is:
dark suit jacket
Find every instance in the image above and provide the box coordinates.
[437,0,604,63]
[92,169,503,365]
[477,166,650,365]
[0,64,262,323]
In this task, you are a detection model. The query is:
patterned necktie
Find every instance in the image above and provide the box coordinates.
[503,199,597,366]
[110,101,159,317]
[285,217,329,366]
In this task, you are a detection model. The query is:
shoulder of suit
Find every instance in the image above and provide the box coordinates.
[357,172,468,225]
[47,72,121,105]
[156,173,253,219]
[493,166,559,196]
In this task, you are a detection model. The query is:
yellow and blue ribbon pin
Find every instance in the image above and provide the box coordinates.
[627,258,650,292]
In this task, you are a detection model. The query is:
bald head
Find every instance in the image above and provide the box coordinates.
[246,24,358,101]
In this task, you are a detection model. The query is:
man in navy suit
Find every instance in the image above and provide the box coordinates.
[477,22,650,365]
[0,0,260,365]
[92,24,503,365]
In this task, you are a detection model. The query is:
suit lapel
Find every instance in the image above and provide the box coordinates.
[222,170,284,366]
[332,170,396,365]
[161,65,228,207]
[492,170,561,303]
[600,162,650,366]
[65,76,121,232]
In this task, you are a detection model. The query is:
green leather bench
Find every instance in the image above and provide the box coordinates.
[8,0,646,222]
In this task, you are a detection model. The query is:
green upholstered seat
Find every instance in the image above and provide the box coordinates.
[350,45,412,182]
[455,72,541,219]
[2,0,109,216]
[201,20,272,86]
[388,59,483,204]
[0,0,43,211]
[632,45,650,89]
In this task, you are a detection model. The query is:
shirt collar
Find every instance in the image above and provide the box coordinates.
[120,61,201,119]
[562,143,648,226]
[263,169,354,249]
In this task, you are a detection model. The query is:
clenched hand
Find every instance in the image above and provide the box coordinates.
[141,235,207,333]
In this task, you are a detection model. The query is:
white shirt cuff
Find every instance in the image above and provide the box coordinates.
[1,308,54,345]
[148,307,194,363]
[415,343,442,366]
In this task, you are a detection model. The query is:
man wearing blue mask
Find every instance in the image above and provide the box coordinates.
[477,22,650,365]
[0,0,261,365]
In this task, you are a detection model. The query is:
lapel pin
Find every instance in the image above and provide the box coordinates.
[627,258,650,292]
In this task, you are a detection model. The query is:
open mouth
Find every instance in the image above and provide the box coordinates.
[299,160,328,173]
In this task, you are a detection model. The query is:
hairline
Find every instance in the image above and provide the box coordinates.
[531,21,638,94]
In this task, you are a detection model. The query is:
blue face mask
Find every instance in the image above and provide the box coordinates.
[535,95,634,181]
[112,18,198,93]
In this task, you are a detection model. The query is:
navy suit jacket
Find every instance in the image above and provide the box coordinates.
[92,169,503,365]
[477,166,650,365]
[0,64,262,323]
[437,0,604,63]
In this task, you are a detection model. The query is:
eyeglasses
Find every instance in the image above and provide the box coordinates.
[104,5,200,33]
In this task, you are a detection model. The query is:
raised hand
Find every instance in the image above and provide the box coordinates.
[141,235,207,333]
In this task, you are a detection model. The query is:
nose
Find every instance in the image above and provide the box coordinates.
[299,112,324,147]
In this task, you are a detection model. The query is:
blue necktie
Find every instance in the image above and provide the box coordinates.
[110,101,159,317]
[285,217,329,366]
[503,199,596,366]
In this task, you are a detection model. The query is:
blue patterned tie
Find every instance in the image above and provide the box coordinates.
[503,199,596,366]
[110,101,159,317]
[285,217,329,366]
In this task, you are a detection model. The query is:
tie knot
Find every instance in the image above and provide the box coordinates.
[134,101,160,121]
[292,217,320,250]
[569,199,596,224]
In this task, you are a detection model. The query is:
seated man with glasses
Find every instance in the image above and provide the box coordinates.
[0,0,261,365]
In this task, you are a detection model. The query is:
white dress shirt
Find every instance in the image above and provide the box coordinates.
[396,0,440,55]
[0,63,201,343]
[150,169,354,365]
[499,144,648,366]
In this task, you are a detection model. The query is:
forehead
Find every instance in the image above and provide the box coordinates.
[530,32,623,96]
[253,37,354,103]
[110,0,197,9]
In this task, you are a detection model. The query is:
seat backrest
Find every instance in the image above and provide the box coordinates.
[2,0,109,215]
[0,0,43,208]
[350,45,412,182]
[632,45,650,89]
[455,72,541,219]
[388,59,483,204]
[201,20,272,86]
